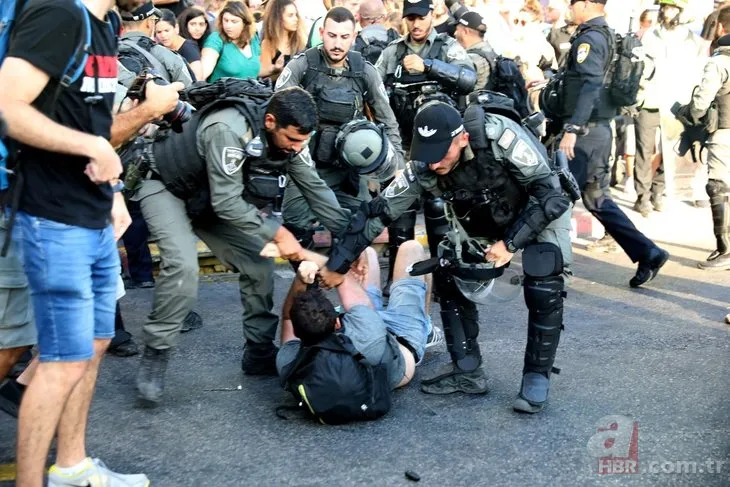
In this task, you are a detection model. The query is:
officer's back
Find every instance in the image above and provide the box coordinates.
[118,2,193,88]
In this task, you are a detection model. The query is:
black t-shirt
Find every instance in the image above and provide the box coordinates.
[177,38,201,64]
[8,0,118,229]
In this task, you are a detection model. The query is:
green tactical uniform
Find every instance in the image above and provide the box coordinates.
[275,47,405,239]
[131,107,351,350]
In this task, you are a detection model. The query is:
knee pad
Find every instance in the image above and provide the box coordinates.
[706,179,730,205]
[523,242,564,279]
[440,302,481,372]
[523,275,564,375]
[388,210,416,246]
[581,180,608,212]
[424,197,449,254]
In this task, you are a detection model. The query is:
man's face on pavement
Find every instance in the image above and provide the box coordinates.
[405,13,433,42]
[321,19,356,64]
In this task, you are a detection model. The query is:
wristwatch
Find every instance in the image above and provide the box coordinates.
[111,181,125,193]
[504,239,517,253]
[564,124,589,136]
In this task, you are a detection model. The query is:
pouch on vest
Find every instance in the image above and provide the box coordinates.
[312,126,341,165]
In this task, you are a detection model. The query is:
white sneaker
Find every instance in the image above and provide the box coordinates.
[48,458,149,487]
[425,324,445,350]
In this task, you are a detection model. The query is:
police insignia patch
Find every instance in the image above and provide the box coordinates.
[577,43,591,64]
[511,140,538,166]
[275,67,292,89]
[221,147,245,175]
[299,145,314,166]
[384,172,409,198]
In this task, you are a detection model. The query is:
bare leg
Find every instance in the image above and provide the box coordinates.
[55,338,111,467]
[0,346,30,382]
[16,360,88,487]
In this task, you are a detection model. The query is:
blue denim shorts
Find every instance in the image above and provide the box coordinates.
[14,212,119,362]
[366,278,431,361]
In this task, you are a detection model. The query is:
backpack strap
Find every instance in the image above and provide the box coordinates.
[301,47,324,91]
[120,37,171,81]
[60,0,91,88]
[427,34,447,60]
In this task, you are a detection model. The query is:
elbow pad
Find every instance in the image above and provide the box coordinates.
[531,175,571,221]
[504,203,549,251]
[424,59,477,95]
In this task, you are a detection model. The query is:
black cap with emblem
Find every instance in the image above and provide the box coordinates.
[403,0,434,17]
[453,11,486,33]
[410,102,464,165]
[120,0,162,21]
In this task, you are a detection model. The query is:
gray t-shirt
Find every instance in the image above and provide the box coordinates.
[276,305,406,389]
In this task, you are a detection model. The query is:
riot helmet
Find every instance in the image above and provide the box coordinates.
[657,0,686,28]
[335,119,397,181]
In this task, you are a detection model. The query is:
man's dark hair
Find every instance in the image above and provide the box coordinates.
[324,6,356,28]
[719,6,730,33]
[267,87,318,134]
[290,287,338,346]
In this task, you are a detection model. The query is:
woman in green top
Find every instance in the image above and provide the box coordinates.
[201,1,281,81]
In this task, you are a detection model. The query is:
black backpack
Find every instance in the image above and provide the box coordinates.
[602,30,644,108]
[280,333,393,425]
[118,36,171,81]
[353,28,399,65]
[469,48,531,119]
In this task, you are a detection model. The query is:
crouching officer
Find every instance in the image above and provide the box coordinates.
[275,6,404,251]
[319,95,574,413]
[685,9,730,271]
[556,0,668,287]
[128,86,351,406]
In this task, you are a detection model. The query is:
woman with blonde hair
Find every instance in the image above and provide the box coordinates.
[202,1,277,81]
[260,0,307,81]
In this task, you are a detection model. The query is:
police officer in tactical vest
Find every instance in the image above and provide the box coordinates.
[275,6,404,254]
[118,1,193,89]
[353,0,400,65]
[319,95,575,413]
[375,0,476,147]
[454,11,494,92]
[130,86,351,406]
[557,0,669,288]
[685,6,730,271]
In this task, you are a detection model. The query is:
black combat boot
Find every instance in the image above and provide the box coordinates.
[698,188,730,271]
[136,346,170,407]
[241,341,279,376]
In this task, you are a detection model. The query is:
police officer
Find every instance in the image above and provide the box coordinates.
[118,1,193,88]
[275,6,404,251]
[130,86,351,406]
[454,11,494,91]
[353,0,400,65]
[687,7,730,271]
[320,96,574,413]
[558,0,669,288]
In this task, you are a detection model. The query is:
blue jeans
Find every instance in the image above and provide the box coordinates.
[14,212,119,362]
[366,278,431,361]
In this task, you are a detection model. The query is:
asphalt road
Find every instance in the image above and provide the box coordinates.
[1,201,729,487]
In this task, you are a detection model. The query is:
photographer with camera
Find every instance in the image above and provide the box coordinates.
[0,0,179,483]
[128,85,352,407]
[318,95,574,413]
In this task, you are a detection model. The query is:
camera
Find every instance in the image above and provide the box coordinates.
[127,69,192,133]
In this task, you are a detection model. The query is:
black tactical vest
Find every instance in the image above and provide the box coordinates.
[299,48,367,166]
[153,97,269,202]
[384,34,447,87]
[562,23,616,121]
[436,103,529,241]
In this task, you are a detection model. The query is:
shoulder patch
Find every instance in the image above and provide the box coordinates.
[384,172,410,198]
[222,147,246,175]
[510,140,538,167]
[497,129,516,150]
[447,43,467,62]
[297,145,314,166]
[275,67,292,89]
[577,43,591,64]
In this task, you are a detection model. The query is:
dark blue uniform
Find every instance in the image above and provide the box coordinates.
[563,17,659,266]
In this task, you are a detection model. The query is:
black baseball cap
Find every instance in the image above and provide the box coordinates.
[455,11,486,33]
[403,0,434,18]
[120,1,162,21]
[411,102,464,165]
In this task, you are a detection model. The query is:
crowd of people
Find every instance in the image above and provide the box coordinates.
[0,0,729,485]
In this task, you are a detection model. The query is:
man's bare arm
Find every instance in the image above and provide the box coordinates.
[296,249,373,312]
[0,57,101,157]
[280,275,309,344]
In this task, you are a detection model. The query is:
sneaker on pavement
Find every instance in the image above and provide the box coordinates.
[421,364,488,395]
[136,346,170,407]
[586,234,619,253]
[697,251,730,271]
[48,458,149,487]
[181,311,203,333]
[630,247,670,288]
[632,201,652,218]
[108,330,139,357]
[425,324,444,351]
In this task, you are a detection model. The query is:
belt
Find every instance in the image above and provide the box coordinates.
[395,335,419,363]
